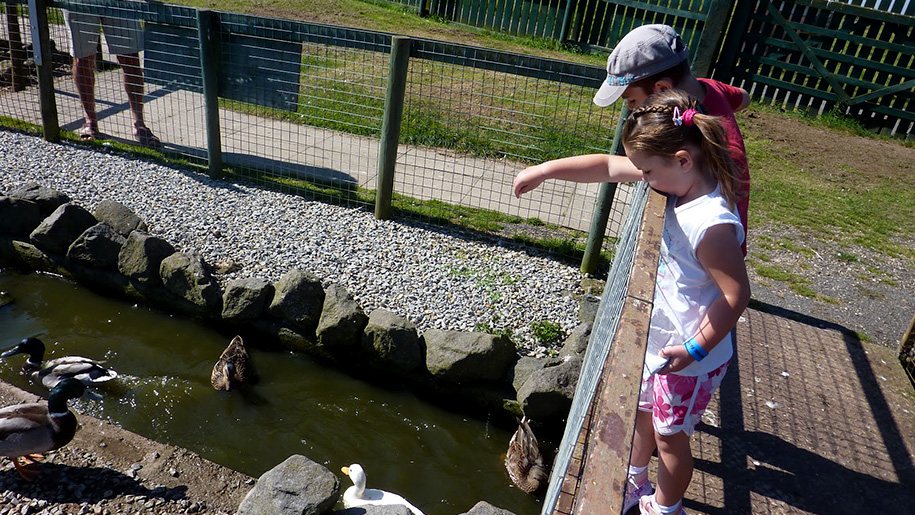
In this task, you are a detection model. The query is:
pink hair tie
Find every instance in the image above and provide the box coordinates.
[672,107,698,127]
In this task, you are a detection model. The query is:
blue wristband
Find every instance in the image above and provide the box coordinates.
[684,337,708,361]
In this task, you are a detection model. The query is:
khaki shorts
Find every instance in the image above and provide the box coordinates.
[64,10,143,58]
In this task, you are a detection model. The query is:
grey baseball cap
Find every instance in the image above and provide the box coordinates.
[593,24,690,107]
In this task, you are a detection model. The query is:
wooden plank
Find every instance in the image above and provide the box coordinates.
[575,189,666,514]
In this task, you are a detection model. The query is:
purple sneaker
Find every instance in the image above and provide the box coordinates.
[623,476,655,513]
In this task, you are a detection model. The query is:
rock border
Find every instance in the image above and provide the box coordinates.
[0,182,594,436]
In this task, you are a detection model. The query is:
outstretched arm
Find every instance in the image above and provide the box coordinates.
[660,223,751,373]
[512,154,642,198]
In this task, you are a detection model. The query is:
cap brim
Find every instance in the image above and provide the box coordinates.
[593,81,626,107]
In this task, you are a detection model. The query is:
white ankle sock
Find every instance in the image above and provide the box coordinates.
[654,496,683,514]
[627,464,649,485]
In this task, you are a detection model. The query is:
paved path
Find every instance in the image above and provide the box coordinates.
[679,304,915,514]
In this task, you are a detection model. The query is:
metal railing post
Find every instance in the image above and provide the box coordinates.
[580,105,630,274]
[197,9,223,178]
[375,36,411,220]
[27,0,59,142]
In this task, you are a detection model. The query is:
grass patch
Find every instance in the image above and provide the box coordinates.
[745,135,915,260]
[530,320,565,347]
[751,103,914,148]
[753,264,816,298]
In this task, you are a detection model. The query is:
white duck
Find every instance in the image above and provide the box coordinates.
[1,337,118,390]
[341,463,425,515]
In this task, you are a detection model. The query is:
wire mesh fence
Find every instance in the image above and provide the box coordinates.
[1,0,632,268]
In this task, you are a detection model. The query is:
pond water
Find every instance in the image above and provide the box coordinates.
[0,270,546,515]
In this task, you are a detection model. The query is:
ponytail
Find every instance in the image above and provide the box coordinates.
[622,90,744,208]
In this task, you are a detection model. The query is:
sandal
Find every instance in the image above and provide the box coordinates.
[77,122,98,141]
[134,125,161,148]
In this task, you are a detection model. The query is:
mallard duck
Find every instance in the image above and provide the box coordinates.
[505,416,549,494]
[1,337,118,390]
[341,463,425,515]
[211,335,249,391]
[0,377,85,480]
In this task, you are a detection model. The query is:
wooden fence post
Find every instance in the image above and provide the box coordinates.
[27,0,59,142]
[558,0,576,43]
[5,0,28,91]
[691,0,737,77]
[197,9,223,179]
[375,36,411,220]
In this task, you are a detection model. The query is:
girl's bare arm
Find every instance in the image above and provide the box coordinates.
[512,154,642,198]
[661,223,751,372]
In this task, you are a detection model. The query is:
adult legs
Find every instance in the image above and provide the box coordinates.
[117,53,159,146]
[73,54,98,139]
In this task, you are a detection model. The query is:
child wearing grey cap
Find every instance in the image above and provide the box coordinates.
[513,24,753,515]
[513,24,751,256]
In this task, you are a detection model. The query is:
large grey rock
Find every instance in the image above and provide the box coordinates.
[268,269,325,332]
[92,199,148,236]
[317,283,368,352]
[459,501,518,515]
[0,196,41,236]
[237,454,340,515]
[516,355,581,421]
[118,231,175,288]
[559,323,591,358]
[510,355,562,394]
[222,277,273,322]
[29,202,97,255]
[424,329,516,383]
[159,251,222,314]
[67,223,126,269]
[362,309,423,371]
[9,182,70,214]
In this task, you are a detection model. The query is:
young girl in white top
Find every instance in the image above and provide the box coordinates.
[620,90,751,515]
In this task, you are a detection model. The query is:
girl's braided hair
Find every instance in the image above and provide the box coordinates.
[622,89,745,208]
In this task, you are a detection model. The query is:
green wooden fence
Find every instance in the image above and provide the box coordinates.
[396,0,915,138]
[717,0,914,138]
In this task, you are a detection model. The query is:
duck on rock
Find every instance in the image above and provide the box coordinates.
[0,377,86,480]
[1,337,118,390]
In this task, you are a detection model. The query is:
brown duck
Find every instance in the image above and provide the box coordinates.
[211,336,250,391]
[505,415,549,494]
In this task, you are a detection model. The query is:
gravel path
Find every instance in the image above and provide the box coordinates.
[0,130,586,355]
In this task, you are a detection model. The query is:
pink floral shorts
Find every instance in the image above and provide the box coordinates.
[638,361,729,436]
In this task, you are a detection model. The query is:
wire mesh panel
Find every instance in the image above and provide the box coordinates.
[541,180,650,514]
[35,0,196,151]
[0,0,43,132]
[213,16,389,208]
[401,39,635,260]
